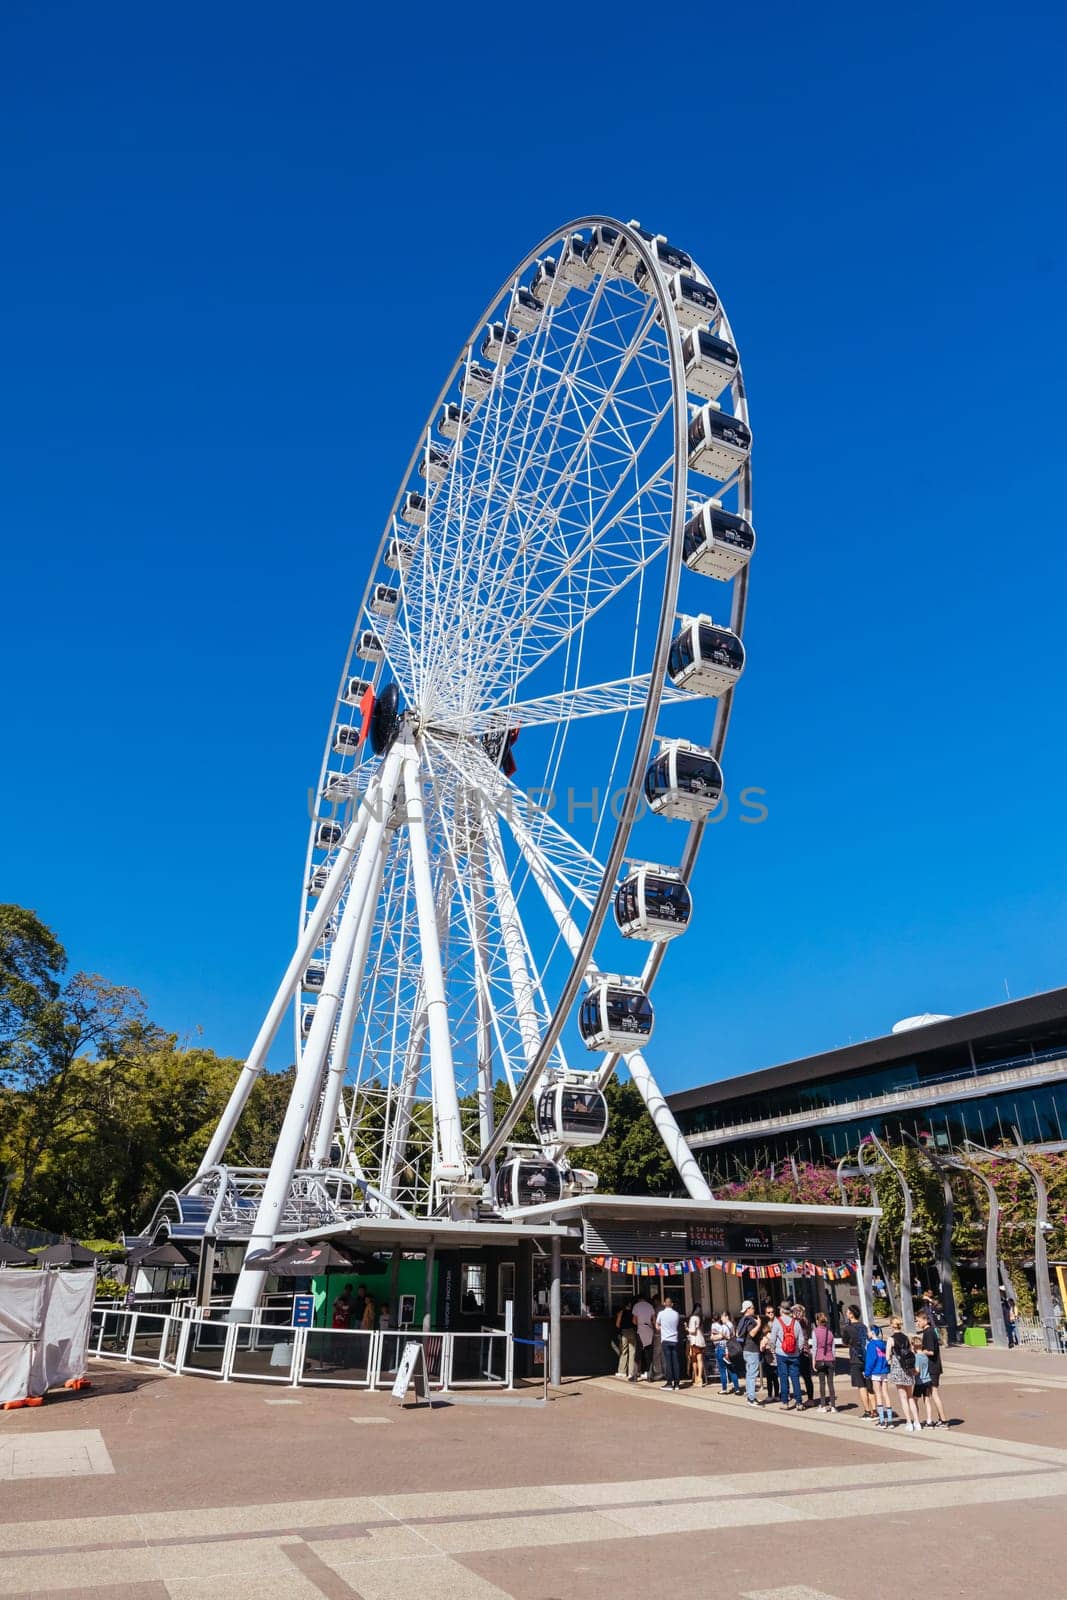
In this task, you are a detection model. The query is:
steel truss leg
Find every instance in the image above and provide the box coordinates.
[196,799,373,1177]
[309,825,391,1169]
[400,734,467,1185]
[229,742,406,1319]
[501,805,714,1203]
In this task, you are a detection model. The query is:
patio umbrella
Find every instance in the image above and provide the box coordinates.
[0,1240,34,1266]
[126,1242,191,1269]
[244,1240,357,1276]
[34,1240,99,1267]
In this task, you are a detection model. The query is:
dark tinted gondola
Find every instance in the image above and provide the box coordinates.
[688,402,752,480]
[386,534,417,567]
[333,723,361,755]
[315,820,343,850]
[578,978,654,1053]
[371,584,399,617]
[481,322,519,365]
[667,616,745,696]
[556,233,594,289]
[644,739,724,821]
[300,1004,316,1038]
[303,963,326,992]
[420,443,451,484]
[399,493,427,528]
[306,864,330,896]
[509,287,544,334]
[614,866,693,941]
[682,501,755,581]
[320,771,352,805]
[438,403,472,441]
[531,255,570,307]
[493,1154,565,1210]
[683,329,740,401]
[535,1075,609,1147]
[357,630,385,662]
[342,676,373,706]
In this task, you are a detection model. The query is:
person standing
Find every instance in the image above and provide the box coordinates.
[812,1312,838,1412]
[916,1311,948,1426]
[842,1306,874,1417]
[887,1316,921,1431]
[1007,1298,1019,1349]
[656,1295,683,1390]
[770,1301,805,1410]
[760,1315,779,1402]
[632,1290,655,1381]
[711,1309,740,1395]
[615,1298,639,1381]
[736,1299,763,1406]
[864,1326,893,1426]
[793,1303,815,1406]
[686,1303,706,1387]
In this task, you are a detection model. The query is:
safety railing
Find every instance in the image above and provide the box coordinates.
[88,1308,514,1389]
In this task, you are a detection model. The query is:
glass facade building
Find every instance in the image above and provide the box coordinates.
[667,988,1067,1182]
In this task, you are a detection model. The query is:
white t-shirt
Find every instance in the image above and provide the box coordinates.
[632,1297,655,1346]
[656,1306,681,1344]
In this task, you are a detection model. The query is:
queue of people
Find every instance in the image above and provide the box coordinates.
[614,1294,952,1427]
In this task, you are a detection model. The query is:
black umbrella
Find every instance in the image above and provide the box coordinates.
[0,1240,34,1266]
[245,1239,357,1276]
[34,1240,99,1267]
[127,1242,191,1269]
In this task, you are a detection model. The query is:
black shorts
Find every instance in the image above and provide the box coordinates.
[850,1364,872,1392]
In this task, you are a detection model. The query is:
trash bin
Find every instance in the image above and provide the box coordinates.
[963,1327,988,1347]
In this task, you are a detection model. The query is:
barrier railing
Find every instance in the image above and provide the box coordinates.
[88,1309,514,1390]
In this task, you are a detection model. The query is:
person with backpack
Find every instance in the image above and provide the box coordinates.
[735,1299,763,1406]
[916,1311,948,1427]
[887,1315,921,1431]
[770,1300,805,1409]
[842,1305,874,1418]
[812,1312,838,1412]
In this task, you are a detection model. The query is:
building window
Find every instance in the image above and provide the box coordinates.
[460,1262,486,1315]
[497,1263,516,1310]
[532,1254,608,1318]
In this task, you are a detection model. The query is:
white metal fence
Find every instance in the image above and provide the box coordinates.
[88,1307,515,1390]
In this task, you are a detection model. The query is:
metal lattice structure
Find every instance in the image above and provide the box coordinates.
[188,218,755,1314]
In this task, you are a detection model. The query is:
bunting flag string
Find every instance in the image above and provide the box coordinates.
[589,1255,854,1281]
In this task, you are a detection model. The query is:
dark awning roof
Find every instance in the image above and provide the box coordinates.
[667,985,1067,1113]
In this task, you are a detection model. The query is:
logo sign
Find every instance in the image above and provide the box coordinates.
[291,1293,315,1329]
[726,1226,774,1253]
[687,1224,728,1251]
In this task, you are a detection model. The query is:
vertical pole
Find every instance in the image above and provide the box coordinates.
[1009,1130,1057,1352]
[229,744,405,1320]
[549,1234,562,1389]
[401,736,466,1182]
[855,1256,871,1328]
[625,1051,715,1203]
[470,834,496,1152]
[197,801,372,1175]
[422,1244,435,1331]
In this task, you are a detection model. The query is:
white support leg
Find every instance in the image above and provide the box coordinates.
[196,798,372,1177]
[229,743,406,1318]
[381,1008,427,1204]
[482,807,545,1071]
[503,807,714,1203]
[310,825,391,1168]
[400,735,467,1184]
[471,836,496,1153]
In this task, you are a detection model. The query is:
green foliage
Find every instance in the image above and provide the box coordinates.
[580,1077,676,1196]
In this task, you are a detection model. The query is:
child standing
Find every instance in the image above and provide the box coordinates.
[864,1326,893,1427]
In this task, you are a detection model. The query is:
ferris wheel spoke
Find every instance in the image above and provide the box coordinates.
[431,675,693,738]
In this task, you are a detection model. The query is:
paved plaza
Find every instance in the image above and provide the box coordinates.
[2,1348,1066,1599]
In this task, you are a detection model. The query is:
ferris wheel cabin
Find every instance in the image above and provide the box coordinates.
[531,255,569,307]
[385,536,416,569]
[482,322,519,365]
[509,287,544,334]
[314,820,342,851]
[306,864,330,897]
[683,329,740,401]
[658,272,719,330]
[438,403,472,441]
[370,584,399,617]
[682,502,755,581]
[535,1076,609,1148]
[300,1004,316,1038]
[668,616,745,696]
[302,963,326,993]
[356,631,385,663]
[320,771,352,805]
[614,865,693,941]
[420,443,451,485]
[644,740,724,820]
[460,361,494,408]
[578,978,654,1053]
[493,1154,565,1210]
[332,723,361,755]
[399,493,427,529]
[688,403,752,480]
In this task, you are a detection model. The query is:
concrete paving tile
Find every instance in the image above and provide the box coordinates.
[0,1428,114,1480]
[308,1527,439,1567]
[0,1547,161,1596]
[371,1484,565,1519]
[0,1514,146,1554]
[134,1497,382,1540]
[775,1469,1067,1522]
[334,1554,513,1599]
[149,1536,304,1582]
[743,1589,848,1600]
[599,1497,812,1535]
[426,1509,631,1554]
[165,1575,323,1600]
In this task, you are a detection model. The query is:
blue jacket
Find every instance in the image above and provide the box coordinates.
[864,1337,890,1379]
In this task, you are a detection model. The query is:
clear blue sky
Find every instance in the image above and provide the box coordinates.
[2,2,1065,1088]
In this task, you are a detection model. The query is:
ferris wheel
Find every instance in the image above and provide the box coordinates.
[201,217,754,1309]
